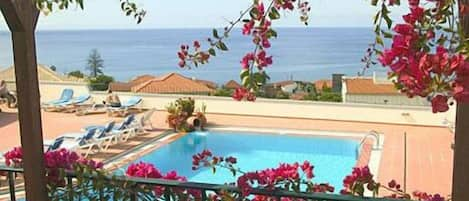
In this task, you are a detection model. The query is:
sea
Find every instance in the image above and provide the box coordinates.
[0,28,387,83]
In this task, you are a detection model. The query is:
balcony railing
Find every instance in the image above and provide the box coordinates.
[0,166,401,201]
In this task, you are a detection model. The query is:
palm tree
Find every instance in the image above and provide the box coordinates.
[86,49,104,77]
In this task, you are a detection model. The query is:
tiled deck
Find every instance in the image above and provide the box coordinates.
[0,107,454,196]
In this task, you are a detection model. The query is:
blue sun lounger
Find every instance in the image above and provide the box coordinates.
[107,96,142,116]
[43,88,74,106]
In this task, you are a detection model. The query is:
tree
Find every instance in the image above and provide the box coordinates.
[49,65,57,71]
[68,70,84,78]
[88,74,114,91]
[86,49,104,77]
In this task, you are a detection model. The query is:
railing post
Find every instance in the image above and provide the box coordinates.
[67,176,73,200]
[0,1,48,200]
[453,1,469,201]
[200,189,207,201]
[7,171,16,201]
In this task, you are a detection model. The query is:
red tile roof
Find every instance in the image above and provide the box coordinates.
[194,79,217,89]
[130,75,156,86]
[224,80,242,89]
[314,79,332,91]
[132,73,215,94]
[108,82,133,92]
[344,78,399,95]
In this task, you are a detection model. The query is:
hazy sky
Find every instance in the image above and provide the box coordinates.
[0,0,410,30]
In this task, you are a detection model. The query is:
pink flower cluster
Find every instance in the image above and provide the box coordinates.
[236,161,332,196]
[192,149,238,171]
[3,147,103,186]
[232,87,256,101]
[413,191,445,201]
[126,161,200,199]
[378,0,469,113]
[3,147,23,167]
[177,42,210,68]
[340,166,376,195]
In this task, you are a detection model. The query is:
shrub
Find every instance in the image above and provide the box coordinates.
[318,92,342,102]
[88,74,114,91]
[68,70,85,78]
[213,88,233,97]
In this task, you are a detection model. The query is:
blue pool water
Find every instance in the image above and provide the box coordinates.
[120,131,359,191]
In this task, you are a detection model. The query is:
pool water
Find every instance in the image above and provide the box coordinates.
[120,131,359,191]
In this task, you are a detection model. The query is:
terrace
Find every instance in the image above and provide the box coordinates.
[0,100,454,199]
[0,0,468,201]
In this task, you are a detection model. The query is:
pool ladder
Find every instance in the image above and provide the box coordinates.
[356,130,382,159]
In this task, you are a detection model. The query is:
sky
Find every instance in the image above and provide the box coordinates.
[0,0,410,31]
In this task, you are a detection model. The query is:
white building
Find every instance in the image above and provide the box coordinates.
[342,74,429,106]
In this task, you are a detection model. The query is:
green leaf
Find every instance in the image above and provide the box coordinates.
[240,69,250,80]
[269,7,281,20]
[266,29,278,38]
[371,0,378,6]
[212,29,220,39]
[208,48,216,56]
[216,41,228,51]
[383,14,393,29]
[250,7,259,19]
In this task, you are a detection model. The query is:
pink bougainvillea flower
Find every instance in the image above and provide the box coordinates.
[431,95,449,113]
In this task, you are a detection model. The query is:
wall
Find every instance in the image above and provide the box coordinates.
[345,94,429,106]
[92,91,453,127]
[29,82,455,127]
[5,80,89,102]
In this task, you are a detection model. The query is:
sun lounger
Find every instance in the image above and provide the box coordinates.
[44,94,91,112]
[133,108,156,133]
[84,115,137,142]
[107,96,142,116]
[42,88,74,106]
[75,104,107,116]
[43,137,65,152]
[58,94,91,107]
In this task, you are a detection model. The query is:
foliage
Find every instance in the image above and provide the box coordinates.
[49,65,57,72]
[34,0,146,24]
[86,49,104,78]
[369,0,469,113]
[275,91,290,99]
[213,88,233,97]
[68,70,85,78]
[318,92,342,102]
[3,147,447,201]
[88,74,114,91]
[178,0,311,101]
[166,97,206,132]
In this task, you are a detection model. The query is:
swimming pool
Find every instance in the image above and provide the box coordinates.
[120,131,359,191]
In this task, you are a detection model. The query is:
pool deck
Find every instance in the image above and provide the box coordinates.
[0,107,453,197]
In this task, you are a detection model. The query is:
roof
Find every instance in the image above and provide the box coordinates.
[132,73,215,94]
[0,64,82,82]
[314,79,332,91]
[108,82,133,92]
[224,80,241,89]
[194,79,217,89]
[344,78,399,95]
[264,80,296,88]
[129,75,156,86]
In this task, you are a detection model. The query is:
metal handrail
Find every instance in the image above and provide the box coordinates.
[359,130,381,150]
[0,166,402,201]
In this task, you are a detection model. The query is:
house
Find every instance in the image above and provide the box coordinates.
[342,75,429,106]
[109,75,155,92]
[193,79,217,90]
[131,73,215,95]
[313,79,332,92]
[0,64,83,82]
[224,80,242,90]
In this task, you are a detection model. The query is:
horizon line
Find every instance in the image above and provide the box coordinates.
[0,26,374,32]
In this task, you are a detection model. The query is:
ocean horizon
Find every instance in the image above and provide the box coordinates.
[0,27,387,84]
